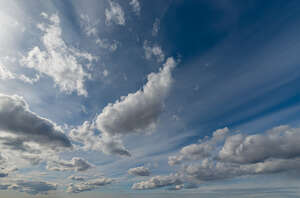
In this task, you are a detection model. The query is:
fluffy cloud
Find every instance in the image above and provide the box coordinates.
[0,93,72,169]
[0,93,71,149]
[96,57,176,136]
[128,166,150,176]
[47,157,93,172]
[169,125,300,183]
[168,127,229,166]
[105,1,126,25]
[132,174,182,190]
[21,14,96,96]
[219,125,300,164]
[129,0,141,15]
[143,41,165,62]
[71,58,176,156]
[67,177,113,193]
[69,122,131,156]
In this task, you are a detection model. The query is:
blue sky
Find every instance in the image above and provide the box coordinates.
[0,0,300,197]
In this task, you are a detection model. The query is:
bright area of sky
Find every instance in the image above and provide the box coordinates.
[0,0,300,198]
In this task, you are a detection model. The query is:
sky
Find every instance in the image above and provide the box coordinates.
[0,0,300,197]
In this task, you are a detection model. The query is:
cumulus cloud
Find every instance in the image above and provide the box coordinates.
[219,125,300,164]
[168,125,300,183]
[96,57,176,136]
[128,166,150,176]
[71,58,176,156]
[105,1,126,25]
[168,127,229,166]
[0,93,72,169]
[132,174,182,190]
[143,41,165,62]
[47,157,93,172]
[0,180,57,195]
[69,121,131,156]
[129,0,141,15]
[21,13,96,96]
[67,177,113,193]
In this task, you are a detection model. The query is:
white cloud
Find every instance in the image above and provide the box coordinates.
[96,57,176,136]
[0,64,15,80]
[0,63,40,84]
[80,14,98,37]
[47,157,93,172]
[96,38,118,52]
[21,14,96,96]
[143,41,165,62]
[132,174,182,190]
[129,0,141,15]
[67,177,113,193]
[70,58,176,156]
[168,125,300,183]
[219,125,300,164]
[69,121,131,156]
[128,166,150,176]
[105,1,126,25]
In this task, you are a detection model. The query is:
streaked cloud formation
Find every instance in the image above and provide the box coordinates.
[0,0,300,197]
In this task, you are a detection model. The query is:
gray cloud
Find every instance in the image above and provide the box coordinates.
[132,174,182,190]
[0,93,71,149]
[219,125,300,164]
[168,127,229,166]
[9,180,57,195]
[0,172,8,177]
[0,184,10,190]
[96,57,176,136]
[68,175,86,181]
[67,177,113,193]
[47,157,93,172]
[128,166,150,176]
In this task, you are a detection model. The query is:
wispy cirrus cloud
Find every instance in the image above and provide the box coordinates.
[105,1,126,26]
